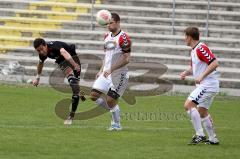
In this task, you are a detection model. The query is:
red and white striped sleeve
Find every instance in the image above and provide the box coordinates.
[196,44,216,65]
[119,33,131,53]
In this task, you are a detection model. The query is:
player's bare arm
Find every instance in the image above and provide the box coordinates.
[60,48,81,78]
[33,61,44,86]
[60,48,80,69]
[195,59,219,84]
[103,53,130,78]
[180,66,193,80]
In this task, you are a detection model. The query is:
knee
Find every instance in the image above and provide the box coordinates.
[184,100,196,111]
[68,75,80,95]
[198,107,208,118]
[184,102,190,111]
[90,91,100,101]
[106,97,116,108]
[90,96,97,101]
[72,85,80,95]
[199,112,205,118]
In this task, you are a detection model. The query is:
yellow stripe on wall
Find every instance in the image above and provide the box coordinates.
[0,0,102,54]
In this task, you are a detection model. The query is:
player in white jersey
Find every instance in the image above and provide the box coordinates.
[180,27,220,145]
[90,13,131,131]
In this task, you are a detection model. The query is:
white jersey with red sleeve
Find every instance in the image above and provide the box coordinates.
[103,30,131,74]
[191,42,219,90]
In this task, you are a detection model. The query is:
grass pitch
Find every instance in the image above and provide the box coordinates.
[0,84,239,159]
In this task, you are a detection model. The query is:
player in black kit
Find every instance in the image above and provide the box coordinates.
[33,38,85,125]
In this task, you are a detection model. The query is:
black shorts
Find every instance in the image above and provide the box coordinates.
[58,55,81,72]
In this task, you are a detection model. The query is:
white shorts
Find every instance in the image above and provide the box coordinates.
[188,86,218,109]
[92,72,129,97]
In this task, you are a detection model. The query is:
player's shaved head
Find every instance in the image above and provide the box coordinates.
[34,38,46,49]
[184,27,199,41]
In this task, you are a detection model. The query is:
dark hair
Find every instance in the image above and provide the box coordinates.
[111,12,120,22]
[33,38,46,49]
[184,26,199,40]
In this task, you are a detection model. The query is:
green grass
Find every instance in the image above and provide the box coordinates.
[0,84,240,159]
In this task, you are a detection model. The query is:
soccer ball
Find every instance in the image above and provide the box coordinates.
[96,9,112,26]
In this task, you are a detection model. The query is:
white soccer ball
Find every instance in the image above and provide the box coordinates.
[96,9,112,26]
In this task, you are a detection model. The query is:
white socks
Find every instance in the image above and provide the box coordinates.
[95,97,109,110]
[187,108,217,140]
[187,107,205,136]
[110,105,121,125]
[95,98,121,126]
[202,114,216,141]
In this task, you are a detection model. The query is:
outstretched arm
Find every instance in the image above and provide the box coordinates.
[60,48,80,69]
[60,48,81,78]
[33,61,44,86]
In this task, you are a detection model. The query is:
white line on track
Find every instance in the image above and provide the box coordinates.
[0,124,232,131]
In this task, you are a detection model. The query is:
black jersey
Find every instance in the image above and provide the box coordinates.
[39,41,77,64]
